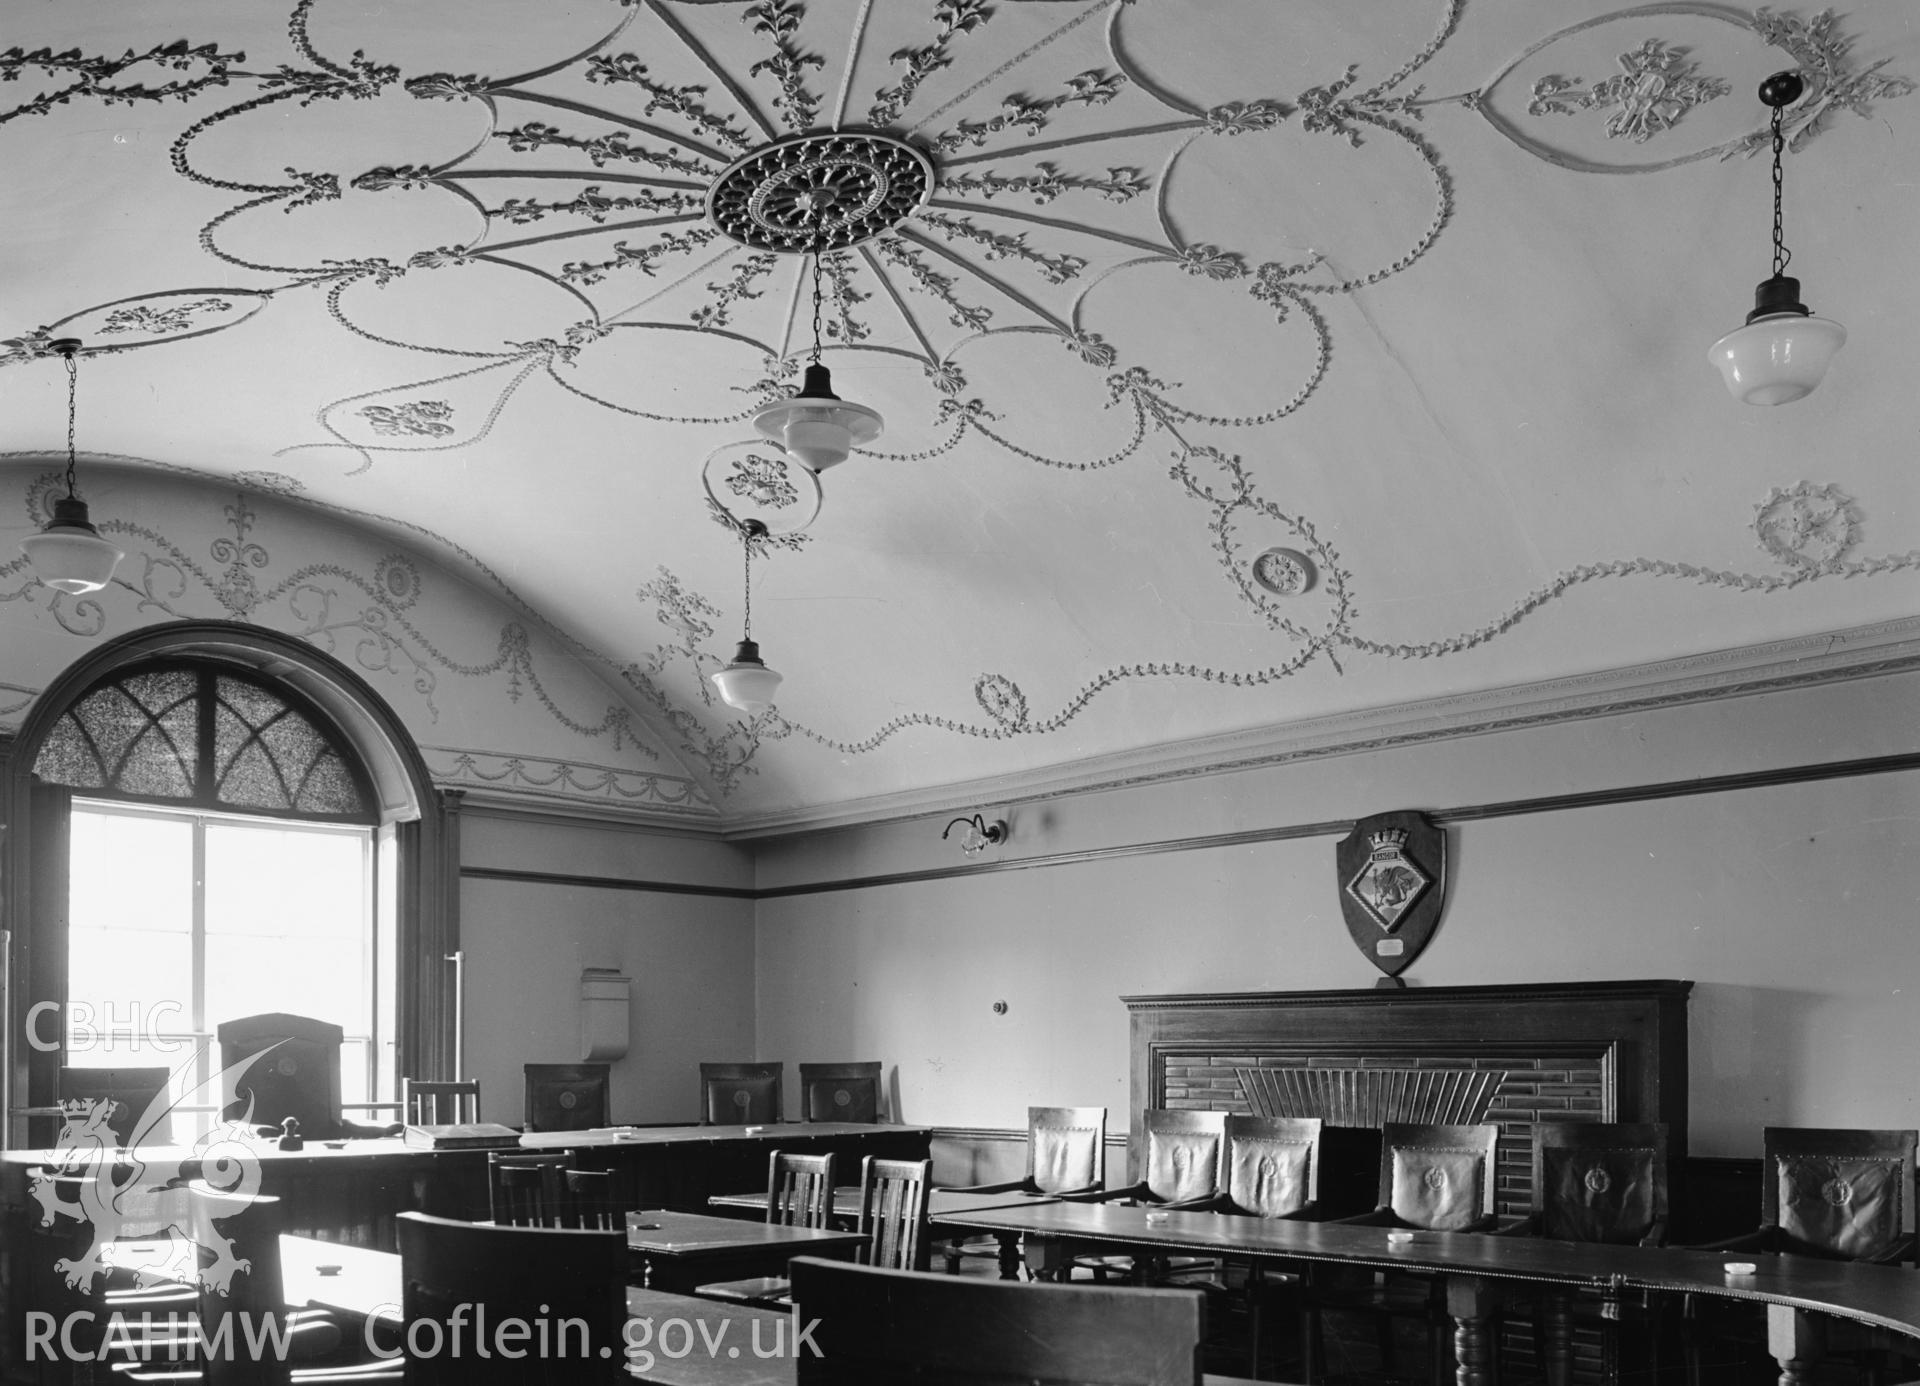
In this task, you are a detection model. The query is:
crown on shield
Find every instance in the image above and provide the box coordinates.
[1368,828,1409,852]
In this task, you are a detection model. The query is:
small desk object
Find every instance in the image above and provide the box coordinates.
[625,1209,867,1293]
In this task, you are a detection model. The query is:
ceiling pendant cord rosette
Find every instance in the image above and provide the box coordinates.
[711,519,783,716]
[714,134,914,474]
[20,338,124,595]
[1708,71,1846,405]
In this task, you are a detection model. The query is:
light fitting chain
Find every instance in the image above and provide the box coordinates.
[808,252,826,365]
[1770,100,1790,279]
[742,534,753,641]
[64,349,79,500]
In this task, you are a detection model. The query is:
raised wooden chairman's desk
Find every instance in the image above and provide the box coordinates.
[0,1122,929,1249]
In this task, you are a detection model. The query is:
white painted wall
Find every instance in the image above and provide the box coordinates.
[459,811,756,1126]
[752,672,1920,1157]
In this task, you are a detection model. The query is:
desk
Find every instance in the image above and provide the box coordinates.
[625,1210,868,1293]
[2,1123,928,1241]
[939,1201,1920,1385]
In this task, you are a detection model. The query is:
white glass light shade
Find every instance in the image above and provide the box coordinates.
[752,397,884,472]
[20,498,122,595]
[751,363,883,472]
[1709,312,1846,405]
[711,640,783,714]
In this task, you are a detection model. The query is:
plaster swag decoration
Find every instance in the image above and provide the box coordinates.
[0,478,659,759]
[628,477,1920,775]
[0,1,1914,805]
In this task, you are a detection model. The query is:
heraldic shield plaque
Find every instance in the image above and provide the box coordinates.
[1336,809,1447,978]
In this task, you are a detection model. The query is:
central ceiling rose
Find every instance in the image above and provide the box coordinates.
[705,132,935,253]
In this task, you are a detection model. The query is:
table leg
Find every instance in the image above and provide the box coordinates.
[1766,1304,1825,1386]
[1446,1276,1496,1386]
[997,1231,1022,1281]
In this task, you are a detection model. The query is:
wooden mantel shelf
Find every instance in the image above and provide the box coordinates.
[1122,979,1694,1011]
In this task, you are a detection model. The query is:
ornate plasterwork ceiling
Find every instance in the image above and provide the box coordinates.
[0,1,1917,828]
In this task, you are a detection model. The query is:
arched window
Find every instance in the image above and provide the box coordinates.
[3,622,458,1147]
[36,663,375,820]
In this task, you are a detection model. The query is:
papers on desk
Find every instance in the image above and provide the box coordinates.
[403,1122,521,1150]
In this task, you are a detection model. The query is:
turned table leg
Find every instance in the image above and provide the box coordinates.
[1767,1304,1826,1386]
[1447,1275,1497,1386]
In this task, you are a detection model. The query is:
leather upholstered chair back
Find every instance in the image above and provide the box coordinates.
[1027,1106,1107,1194]
[1223,1115,1323,1218]
[1138,1109,1228,1204]
[1762,1126,1917,1262]
[1379,1122,1500,1232]
[1533,1121,1669,1245]
[524,1063,611,1132]
[216,1013,346,1140]
[700,1061,784,1125]
[798,1062,883,1123]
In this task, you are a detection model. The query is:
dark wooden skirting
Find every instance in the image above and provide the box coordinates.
[460,864,755,899]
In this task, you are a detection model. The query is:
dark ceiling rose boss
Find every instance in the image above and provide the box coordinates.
[706,132,934,713]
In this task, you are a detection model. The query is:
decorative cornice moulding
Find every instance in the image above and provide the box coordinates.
[725,616,1920,837]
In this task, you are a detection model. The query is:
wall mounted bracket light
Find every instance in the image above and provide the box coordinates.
[942,813,1008,857]
[20,338,123,594]
[710,518,783,715]
[1708,71,1846,405]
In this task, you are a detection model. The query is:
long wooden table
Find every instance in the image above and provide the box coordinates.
[625,1210,868,1292]
[278,1237,1263,1385]
[938,1201,1920,1384]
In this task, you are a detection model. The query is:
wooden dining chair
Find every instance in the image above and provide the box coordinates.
[488,1150,573,1227]
[396,1212,628,1383]
[940,1105,1107,1276]
[858,1155,933,1271]
[769,1149,837,1227]
[1066,1109,1228,1282]
[1689,1127,1919,1383]
[787,1256,1209,1384]
[1496,1122,1671,1386]
[1303,1122,1502,1384]
[561,1166,621,1230]
[1171,1117,1325,1376]
[798,1061,884,1123]
[522,1062,610,1132]
[696,1153,927,1310]
[402,1078,480,1127]
[699,1061,784,1124]
[689,1149,837,1305]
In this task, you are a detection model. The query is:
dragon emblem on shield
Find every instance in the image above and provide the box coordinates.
[1335,811,1449,980]
[1345,829,1432,931]
[27,1045,278,1296]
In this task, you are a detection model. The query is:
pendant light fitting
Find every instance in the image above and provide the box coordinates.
[710,519,783,715]
[1708,71,1846,405]
[20,338,123,595]
[751,253,883,472]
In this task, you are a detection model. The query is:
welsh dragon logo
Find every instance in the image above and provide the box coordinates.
[27,1045,279,1296]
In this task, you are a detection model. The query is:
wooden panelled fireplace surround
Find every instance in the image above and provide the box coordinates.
[1124,980,1692,1219]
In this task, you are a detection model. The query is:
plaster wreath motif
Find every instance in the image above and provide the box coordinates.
[0,2,1914,801]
